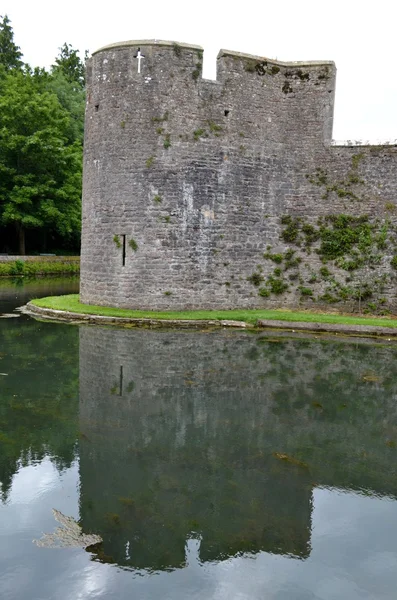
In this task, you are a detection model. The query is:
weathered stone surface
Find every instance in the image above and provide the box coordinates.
[80,41,397,311]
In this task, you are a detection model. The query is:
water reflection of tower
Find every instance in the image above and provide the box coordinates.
[78,326,312,570]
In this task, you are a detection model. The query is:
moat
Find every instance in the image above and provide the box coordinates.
[1,278,397,599]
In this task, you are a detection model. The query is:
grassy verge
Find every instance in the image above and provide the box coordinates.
[31,294,397,328]
[0,259,79,277]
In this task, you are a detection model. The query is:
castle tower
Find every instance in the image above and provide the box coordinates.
[80,40,337,310]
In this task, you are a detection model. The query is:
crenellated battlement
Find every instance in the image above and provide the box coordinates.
[217,47,334,70]
[87,40,336,146]
[92,39,203,54]
[81,41,397,312]
[93,39,335,80]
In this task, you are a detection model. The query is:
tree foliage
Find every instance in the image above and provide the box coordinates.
[52,42,87,89]
[0,14,23,71]
[0,18,85,254]
[47,70,85,145]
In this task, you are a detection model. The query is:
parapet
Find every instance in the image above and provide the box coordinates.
[86,39,336,147]
[92,39,203,56]
[218,47,335,69]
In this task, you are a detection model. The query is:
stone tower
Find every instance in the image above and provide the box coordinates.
[81,40,397,311]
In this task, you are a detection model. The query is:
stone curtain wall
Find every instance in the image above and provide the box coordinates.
[81,40,397,312]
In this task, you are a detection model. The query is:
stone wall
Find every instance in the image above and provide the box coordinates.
[81,40,397,311]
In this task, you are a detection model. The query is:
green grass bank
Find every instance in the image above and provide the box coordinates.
[0,257,80,277]
[30,294,397,329]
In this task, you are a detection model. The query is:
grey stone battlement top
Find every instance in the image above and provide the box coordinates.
[217,48,335,68]
[92,39,203,56]
[92,39,334,71]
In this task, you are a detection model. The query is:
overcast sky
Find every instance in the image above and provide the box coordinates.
[2,0,396,142]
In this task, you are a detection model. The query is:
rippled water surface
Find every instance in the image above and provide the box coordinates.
[1,279,397,600]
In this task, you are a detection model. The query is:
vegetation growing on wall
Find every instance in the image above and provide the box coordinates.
[306,154,365,201]
[317,66,330,81]
[285,69,310,81]
[282,82,293,94]
[245,60,281,76]
[241,66,313,94]
[151,113,172,149]
[249,156,397,313]
[192,62,201,81]
[151,113,169,124]
[172,43,182,58]
[192,121,223,142]
[128,238,138,252]
[163,134,171,149]
[208,121,223,135]
[246,210,397,314]
[193,128,207,141]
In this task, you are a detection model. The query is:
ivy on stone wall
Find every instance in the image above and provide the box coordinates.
[246,212,397,314]
[306,154,365,202]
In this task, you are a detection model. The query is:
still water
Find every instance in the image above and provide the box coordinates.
[0,278,397,600]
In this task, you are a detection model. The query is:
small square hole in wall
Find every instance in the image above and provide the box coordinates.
[94,104,99,112]
[224,110,230,117]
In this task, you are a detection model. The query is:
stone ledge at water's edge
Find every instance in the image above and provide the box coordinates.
[21,302,397,338]
[21,302,250,329]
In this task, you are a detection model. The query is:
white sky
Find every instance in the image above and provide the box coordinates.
[2,0,397,142]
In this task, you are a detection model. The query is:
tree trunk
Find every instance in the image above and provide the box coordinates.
[17,224,25,255]
[42,230,47,254]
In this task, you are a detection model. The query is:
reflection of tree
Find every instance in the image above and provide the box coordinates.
[0,277,79,313]
[79,328,397,571]
[0,317,79,500]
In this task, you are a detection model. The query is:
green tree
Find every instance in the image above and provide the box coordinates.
[47,69,85,145]
[0,14,23,71]
[52,42,87,88]
[49,44,87,147]
[0,68,82,254]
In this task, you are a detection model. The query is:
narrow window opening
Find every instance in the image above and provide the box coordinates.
[119,365,123,397]
[122,234,126,266]
[94,104,99,112]
[224,110,230,117]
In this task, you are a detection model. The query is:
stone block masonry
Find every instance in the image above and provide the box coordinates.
[81,40,397,312]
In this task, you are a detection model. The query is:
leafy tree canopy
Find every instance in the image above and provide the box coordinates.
[0,16,86,254]
[0,68,82,254]
[0,14,23,71]
[47,69,85,145]
[52,43,87,89]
